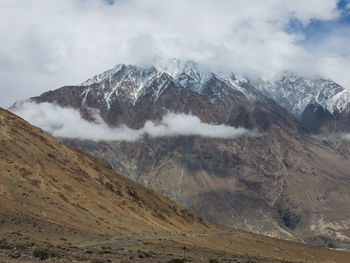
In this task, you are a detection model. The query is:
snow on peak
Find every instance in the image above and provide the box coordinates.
[82,64,124,86]
[79,59,350,115]
[152,56,183,76]
[79,57,220,106]
[256,72,350,116]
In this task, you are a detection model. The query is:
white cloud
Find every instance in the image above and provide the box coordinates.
[343,134,350,140]
[11,102,254,141]
[0,0,349,107]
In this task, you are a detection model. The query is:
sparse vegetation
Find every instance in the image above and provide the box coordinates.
[0,244,12,250]
[168,259,185,263]
[33,249,57,260]
[98,249,113,255]
[33,249,49,260]
[69,246,78,249]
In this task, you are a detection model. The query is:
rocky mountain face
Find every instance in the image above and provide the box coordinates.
[255,73,350,133]
[15,58,350,248]
[30,59,350,133]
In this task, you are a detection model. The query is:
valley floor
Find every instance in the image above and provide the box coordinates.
[1,229,350,263]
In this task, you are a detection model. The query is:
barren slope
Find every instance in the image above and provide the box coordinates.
[1,108,350,262]
[0,107,213,242]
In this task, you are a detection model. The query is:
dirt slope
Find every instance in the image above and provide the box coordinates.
[1,107,350,262]
[0,107,213,242]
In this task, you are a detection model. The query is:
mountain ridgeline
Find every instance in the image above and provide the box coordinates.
[15,58,350,248]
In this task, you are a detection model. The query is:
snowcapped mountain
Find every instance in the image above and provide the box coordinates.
[22,57,350,134]
[80,58,350,121]
[82,64,159,108]
[256,73,350,117]
[79,58,257,108]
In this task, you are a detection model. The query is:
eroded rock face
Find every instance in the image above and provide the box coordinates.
[62,132,350,248]
[15,59,350,247]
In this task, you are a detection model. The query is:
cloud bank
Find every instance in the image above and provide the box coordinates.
[1,0,350,107]
[11,102,253,141]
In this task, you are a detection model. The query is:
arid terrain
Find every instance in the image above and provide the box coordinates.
[2,229,350,262]
[1,108,350,262]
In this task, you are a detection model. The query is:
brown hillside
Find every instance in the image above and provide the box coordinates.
[1,107,350,262]
[0,107,213,242]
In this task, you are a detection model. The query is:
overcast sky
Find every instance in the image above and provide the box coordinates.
[1,0,350,108]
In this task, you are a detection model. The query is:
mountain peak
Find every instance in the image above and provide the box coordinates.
[79,57,218,105]
[256,72,350,116]
[82,57,210,85]
[78,58,350,116]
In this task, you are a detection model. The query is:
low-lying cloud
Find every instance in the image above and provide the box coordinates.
[343,134,350,140]
[12,102,254,141]
[313,133,350,142]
